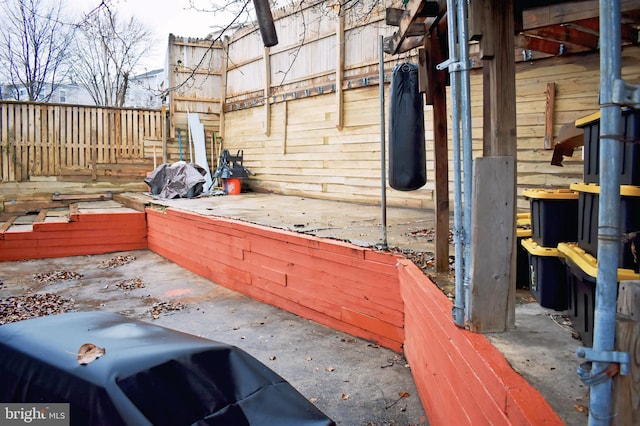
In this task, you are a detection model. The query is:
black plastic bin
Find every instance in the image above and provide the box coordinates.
[570,182,640,272]
[558,242,640,347]
[521,238,568,310]
[576,109,640,186]
[522,188,579,247]
[516,213,532,289]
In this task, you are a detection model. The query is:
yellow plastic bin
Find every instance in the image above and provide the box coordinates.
[521,238,568,310]
[522,188,579,247]
[516,213,532,289]
[558,242,640,346]
[569,182,640,272]
[575,109,640,186]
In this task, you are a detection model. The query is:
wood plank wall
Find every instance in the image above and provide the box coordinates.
[0,102,164,183]
[218,45,640,209]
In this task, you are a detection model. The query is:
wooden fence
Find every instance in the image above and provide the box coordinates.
[0,101,164,182]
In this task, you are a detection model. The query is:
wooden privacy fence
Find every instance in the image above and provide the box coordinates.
[0,101,164,182]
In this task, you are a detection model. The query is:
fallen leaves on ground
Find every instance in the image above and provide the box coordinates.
[574,404,588,413]
[100,255,136,269]
[33,270,83,283]
[0,293,74,325]
[115,277,145,291]
[77,343,106,365]
[148,301,186,319]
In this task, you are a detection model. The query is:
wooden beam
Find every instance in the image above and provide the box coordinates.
[383,0,447,55]
[468,0,496,58]
[386,8,427,37]
[425,30,450,273]
[515,34,565,56]
[264,46,271,136]
[418,48,429,95]
[468,157,516,332]
[484,0,517,157]
[544,82,556,150]
[219,37,229,140]
[51,193,113,202]
[34,209,48,223]
[336,9,345,130]
[528,24,599,50]
[522,0,639,30]
[613,280,640,426]
[0,216,17,233]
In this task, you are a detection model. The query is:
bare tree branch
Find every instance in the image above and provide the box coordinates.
[0,0,75,101]
[71,6,153,106]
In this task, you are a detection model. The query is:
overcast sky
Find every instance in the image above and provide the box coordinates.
[69,0,227,71]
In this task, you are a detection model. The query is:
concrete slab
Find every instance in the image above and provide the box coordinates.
[0,250,427,425]
[131,191,589,425]
[0,192,591,424]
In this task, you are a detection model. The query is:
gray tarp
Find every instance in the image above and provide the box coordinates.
[144,162,206,199]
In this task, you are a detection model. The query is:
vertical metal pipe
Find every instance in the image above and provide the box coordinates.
[457,0,473,319]
[379,35,388,248]
[588,1,622,424]
[443,0,465,327]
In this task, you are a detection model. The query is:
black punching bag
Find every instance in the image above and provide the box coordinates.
[389,63,426,191]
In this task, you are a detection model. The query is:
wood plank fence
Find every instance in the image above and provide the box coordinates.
[0,101,164,182]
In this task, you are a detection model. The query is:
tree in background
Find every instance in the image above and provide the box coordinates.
[71,5,152,107]
[0,0,74,101]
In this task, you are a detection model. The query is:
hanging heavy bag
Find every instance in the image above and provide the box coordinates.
[389,62,426,191]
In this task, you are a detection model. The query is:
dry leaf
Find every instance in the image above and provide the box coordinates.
[399,391,410,398]
[341,393,350,400]
[77,343,105,365]
[309,397,318,404]
[574,404,587,413]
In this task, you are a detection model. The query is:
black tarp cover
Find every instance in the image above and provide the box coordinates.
[0,312,335,426]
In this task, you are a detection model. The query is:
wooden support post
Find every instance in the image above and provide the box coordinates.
[264,46,271,136]
[544,82,556,149]
[219,37,229,141]
[613,280,640,425]
[482,0,516,157]
[282,100,288,155]
[425,29,450,273]
[468,156,516,332]
[473,0,517,330]
[335,8,345,130]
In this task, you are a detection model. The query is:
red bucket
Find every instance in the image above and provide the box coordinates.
[222,178,241,195]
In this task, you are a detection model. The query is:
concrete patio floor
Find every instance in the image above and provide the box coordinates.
[0,191,589,424]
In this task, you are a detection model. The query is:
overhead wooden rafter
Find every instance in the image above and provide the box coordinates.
[383,0,445,55]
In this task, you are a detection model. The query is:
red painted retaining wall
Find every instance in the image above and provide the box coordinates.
[0,211,147,261]
[146,207,405,351]
[1,206,565,424]
[397,259,564,425]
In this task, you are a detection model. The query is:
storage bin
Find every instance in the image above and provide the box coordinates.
[576,109,640,186]
[522,188,579,247]
[558,242,640,346]
[516,213,532,289]
[521,238,568,310]
[570,182,640,272]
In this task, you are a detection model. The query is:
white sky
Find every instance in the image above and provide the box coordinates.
[67,0,229,71]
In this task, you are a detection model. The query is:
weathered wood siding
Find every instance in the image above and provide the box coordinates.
[166,35,224,144]
[220,45,640,209]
